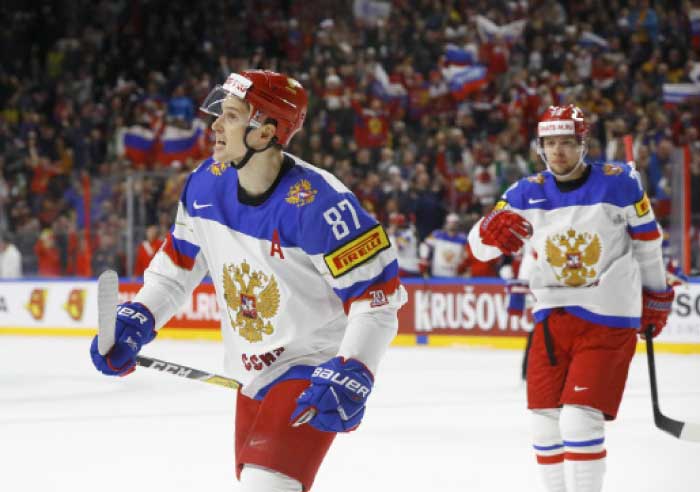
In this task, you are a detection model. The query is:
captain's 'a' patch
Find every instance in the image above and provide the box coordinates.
[324,225,390,278]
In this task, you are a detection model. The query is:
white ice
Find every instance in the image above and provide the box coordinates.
[1,337,699,492]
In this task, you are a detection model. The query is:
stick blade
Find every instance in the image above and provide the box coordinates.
[679,423,700,442]
[97,270,119,356]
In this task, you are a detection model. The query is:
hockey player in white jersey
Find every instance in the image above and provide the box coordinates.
[386,212,421,277]
[90,70,406,492]
[468,105,674,492]
[419,212,468,277]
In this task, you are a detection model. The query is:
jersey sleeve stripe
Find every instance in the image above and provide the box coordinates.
[163,232,199,270]
[333,261,399,307]
[627,221,661,241]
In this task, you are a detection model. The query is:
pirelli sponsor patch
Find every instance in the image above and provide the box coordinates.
[635,193,651,217]
[494,200,507,210]
[324,225,390,278]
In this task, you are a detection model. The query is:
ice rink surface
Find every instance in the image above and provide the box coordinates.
[1,336,699,492]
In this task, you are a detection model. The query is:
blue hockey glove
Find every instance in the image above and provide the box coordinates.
[90,302,156,376]
[291,357,374,433]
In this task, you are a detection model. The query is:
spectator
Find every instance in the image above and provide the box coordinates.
[133,224,165,277]
[0,233,22,278]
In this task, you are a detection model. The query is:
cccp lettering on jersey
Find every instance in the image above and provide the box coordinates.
[413,286,533,333]
[241,347,285,371]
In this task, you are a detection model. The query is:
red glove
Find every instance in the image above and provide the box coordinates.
[419,258,430,278]
[640,287,675,339]
[479,210,532,254]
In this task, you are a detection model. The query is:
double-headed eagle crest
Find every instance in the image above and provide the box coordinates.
[545,229,601,287]
[285,179,317,207]
[222,260,280,342]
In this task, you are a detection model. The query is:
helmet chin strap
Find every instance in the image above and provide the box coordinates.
[230,126,278,170]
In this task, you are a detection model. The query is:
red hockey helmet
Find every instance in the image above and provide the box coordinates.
[200,70,308,146]
[536,105,589,176]
[537,105,589,141]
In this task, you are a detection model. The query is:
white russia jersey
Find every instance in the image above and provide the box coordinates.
[468,163,663,329]
[139,154,404,398]
[422,230,468,277]
[389,226,420,274]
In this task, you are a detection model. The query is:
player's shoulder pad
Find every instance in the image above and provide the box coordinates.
[499,173,549,210]
[592,162,644,202]
[282,154,353,212]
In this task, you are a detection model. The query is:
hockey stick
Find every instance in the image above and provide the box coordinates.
[645,325,700,441]
[96,270,241,390]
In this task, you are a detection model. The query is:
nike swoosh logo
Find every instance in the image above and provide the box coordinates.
[528,198,547,204]
[574,386,589,392]
[193,201,213,210]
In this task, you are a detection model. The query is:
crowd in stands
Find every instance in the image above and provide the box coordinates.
[0,0,698,278]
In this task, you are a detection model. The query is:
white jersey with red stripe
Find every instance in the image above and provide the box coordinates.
[468,163,666,329]
[135,153,406,398]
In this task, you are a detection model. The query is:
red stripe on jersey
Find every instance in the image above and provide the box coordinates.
[629,229,661,241]
[163,234,196,270]
[564,450,607,461]
[342,276,400,314]
[536,454,565,464]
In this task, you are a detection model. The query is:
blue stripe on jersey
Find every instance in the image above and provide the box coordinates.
[534,306,639,329]
[533,443,565,451]
[170,234,200,260]
[505,164,643,211]
[182,156,379,256]
[628,221,658,234]
[333,260,399,303]
[563,437,605,447]
[431,230,468,244]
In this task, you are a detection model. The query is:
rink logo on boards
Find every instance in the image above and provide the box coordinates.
[312,367,371,398]
[222,261,280,343]
[64,289,86,321]
[324,225,390,278]
[26,289,47,321]
[242,347,285,371]
[414,287,533,333]
[635,193,651,217]
[285,179,318,207]
[545,229,601,287]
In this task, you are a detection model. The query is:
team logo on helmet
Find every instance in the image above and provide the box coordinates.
[64,288,86,321]
[26,288,47,321]
[285,179,318,207]
[222,261,280,343]
[545,229,601,287]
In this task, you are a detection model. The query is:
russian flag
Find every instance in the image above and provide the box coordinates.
[691,9,700,48]
[443,65,488,100]
[123,126,156,165]
[158,120,206,164]
[445,44,476,66]
[662,84,700,105]
[371,63,407,103]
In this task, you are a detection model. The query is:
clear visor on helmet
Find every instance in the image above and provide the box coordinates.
[199,85,234,117]
[199,85,263,128]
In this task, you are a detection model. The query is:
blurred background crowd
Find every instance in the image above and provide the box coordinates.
[0,0,698,278]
